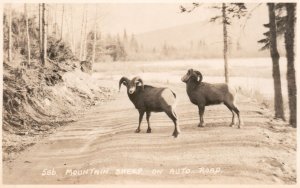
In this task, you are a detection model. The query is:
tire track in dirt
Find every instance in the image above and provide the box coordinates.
[3,84,296,184]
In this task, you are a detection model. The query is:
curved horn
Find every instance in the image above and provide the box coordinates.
[194,71,203,83]
[119,77,129,91]
[133,76,144,90]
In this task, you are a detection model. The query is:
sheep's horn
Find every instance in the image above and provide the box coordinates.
[119,77,129,91]
[194,71,203,83]
[133,76,144,90]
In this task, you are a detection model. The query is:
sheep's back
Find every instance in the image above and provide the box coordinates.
[200,83,230,105]
[143,86,176,112]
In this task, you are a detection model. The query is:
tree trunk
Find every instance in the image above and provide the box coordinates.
[79,7,86,60]
[47,4,50,36]
[222,3,229,84]
[54,4,57,37]
[24,4,31,65]
[39,4,42,57]
[92,7,98,64]
[83,8,88,60]
[70,6,76,54]
[8,5,12,63]
[267,3,285,121]
[284,3,297,127]
[61,5,64,40]
[41,3,47,65]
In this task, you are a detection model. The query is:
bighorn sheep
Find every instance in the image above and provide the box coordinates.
[181,69,243,128]
[119,76,180,137]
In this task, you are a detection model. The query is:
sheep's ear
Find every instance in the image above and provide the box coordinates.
[134,77,144,90]
[137,81,144,90]
[194,71,203,83]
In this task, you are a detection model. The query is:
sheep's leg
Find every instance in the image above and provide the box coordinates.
[146,111,152,133]
[198,105,205,127]
[229,110,235,127]
[165,108,180,138]
[172,109,181,137]
[226,102,243,128]
[135,110,144,133]
[224,103,235,127]
[232,106,243,128]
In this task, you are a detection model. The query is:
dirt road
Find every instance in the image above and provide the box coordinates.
[3,82,296,184]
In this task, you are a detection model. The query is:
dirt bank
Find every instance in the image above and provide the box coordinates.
[2,61,115,161]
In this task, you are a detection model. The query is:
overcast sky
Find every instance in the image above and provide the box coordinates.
[98,3,220,34]
[8,3,266,37]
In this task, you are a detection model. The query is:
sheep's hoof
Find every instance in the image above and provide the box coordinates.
[237,122,244,129]
[146,128,152,133]
[198,123,205,127]
[172,131,179,138]
[135,129,141,133]
[229,123,234,127]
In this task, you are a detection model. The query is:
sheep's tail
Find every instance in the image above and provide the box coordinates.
[235,86,242,93]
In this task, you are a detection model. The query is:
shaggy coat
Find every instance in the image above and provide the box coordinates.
[119,76,180,137]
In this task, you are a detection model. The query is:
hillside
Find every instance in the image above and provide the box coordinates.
[135,10,286,58]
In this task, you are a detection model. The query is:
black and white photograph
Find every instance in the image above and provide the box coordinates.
[1,0,298,186]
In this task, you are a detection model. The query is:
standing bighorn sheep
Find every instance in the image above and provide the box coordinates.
[181,69,243,128]
[119,76,180,137]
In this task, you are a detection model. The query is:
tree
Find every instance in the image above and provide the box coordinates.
[222,3,229,83]
[70,6,76,54]
[284,3,296,127]
[180,3,247,84]
[24,4,31,65]
[130,34,139,52]
[41,3,47,65]
[54,4,58,37]
[8,5,12,62]
[39,4,42,56]
[83,7,88,60]
[123,29,128,42]
[92,7,98,64]
[79,7,85,60]
[211,3,247,83]
[267,3,285,120]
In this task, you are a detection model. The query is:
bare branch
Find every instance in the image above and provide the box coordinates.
[179,3,202,13]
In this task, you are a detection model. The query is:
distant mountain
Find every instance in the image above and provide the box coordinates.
[135,17,285,58]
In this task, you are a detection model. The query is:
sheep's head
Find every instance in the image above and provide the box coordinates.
[119,76,144,94]
[181,69,203,84]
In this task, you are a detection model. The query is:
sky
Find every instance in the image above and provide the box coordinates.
[8,3,267,40]
[98,3,220,34]
[9,3,226,34]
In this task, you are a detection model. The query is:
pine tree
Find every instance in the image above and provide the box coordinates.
[284,3,297,127]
